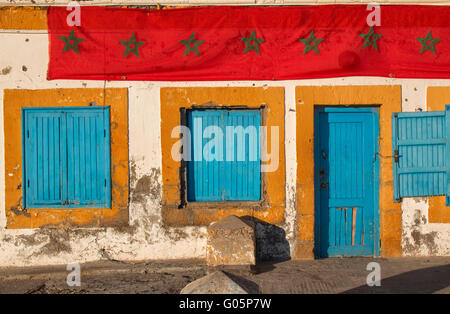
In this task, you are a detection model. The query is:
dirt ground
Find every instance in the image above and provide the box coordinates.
[0,257,448,294]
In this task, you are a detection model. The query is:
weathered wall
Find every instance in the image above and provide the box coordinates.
[397,86,450,256]
[0,5,449,266]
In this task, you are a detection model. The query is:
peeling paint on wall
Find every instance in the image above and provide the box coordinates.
[400,91,450,257]
[1,66,11,75]
[402,199,449,256]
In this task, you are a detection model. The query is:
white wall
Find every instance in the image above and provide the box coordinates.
[0,29,449,266]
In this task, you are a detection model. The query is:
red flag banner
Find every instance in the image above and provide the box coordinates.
[47,5,450,81]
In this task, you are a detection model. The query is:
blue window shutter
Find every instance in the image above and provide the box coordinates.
[187,109,261,202]
[23,107,111,208]
[392,111,447,201]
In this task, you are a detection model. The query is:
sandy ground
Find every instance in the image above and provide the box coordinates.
[0,257,448,294]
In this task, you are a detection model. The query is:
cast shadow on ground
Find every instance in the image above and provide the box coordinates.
[223,271,260,294]
[341,264,450,294]
[241,216,291,274]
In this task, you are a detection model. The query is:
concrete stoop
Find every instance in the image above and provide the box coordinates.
[206,215,256,267]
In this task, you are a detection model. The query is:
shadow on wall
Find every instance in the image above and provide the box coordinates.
[342,264,450,294]
[242,216,291,263]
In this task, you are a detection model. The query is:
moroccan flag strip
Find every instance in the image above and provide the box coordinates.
[48,5,450,81]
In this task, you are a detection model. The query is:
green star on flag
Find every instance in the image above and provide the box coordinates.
[120,33,146,57]
[59,29,84,54]
[417,30,441,55]
[299,30,324,55]
[240,30,265,55]
[180,32,205,56]
[359,26,383,50]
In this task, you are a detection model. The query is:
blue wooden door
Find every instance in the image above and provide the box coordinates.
[315,107,380,257]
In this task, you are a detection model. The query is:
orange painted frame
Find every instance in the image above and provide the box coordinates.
[0,6,47,30]
[295,86,402,259]
[3,88,129,228]
[160,87,285,226]
[427,86,450,223]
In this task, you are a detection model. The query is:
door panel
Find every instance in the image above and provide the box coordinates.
[315,107,379,257]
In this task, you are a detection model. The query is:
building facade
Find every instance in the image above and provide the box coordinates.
[0,2,449,266]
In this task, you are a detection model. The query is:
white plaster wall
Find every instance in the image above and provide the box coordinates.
[284,84,297,255]
[0,29,449,265]
[402,198,450,256]
[400,86,450,256]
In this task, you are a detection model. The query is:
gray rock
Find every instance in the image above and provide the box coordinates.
[180,271,259,294]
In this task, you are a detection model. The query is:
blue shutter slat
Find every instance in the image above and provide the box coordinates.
[237,113,245,200]
[48,117,54,200]
[95,116,101,200]
[42,118,49,200]
[187,109,261,202]
[392,111,447,201]
[67,113,74,201]
[84,116,91,200]
[37,117,44,201]
[86,116,93,200]
[60,112,68,203]
[225,113,233,199]
[207,114,213,198]
[79,116,86,200]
